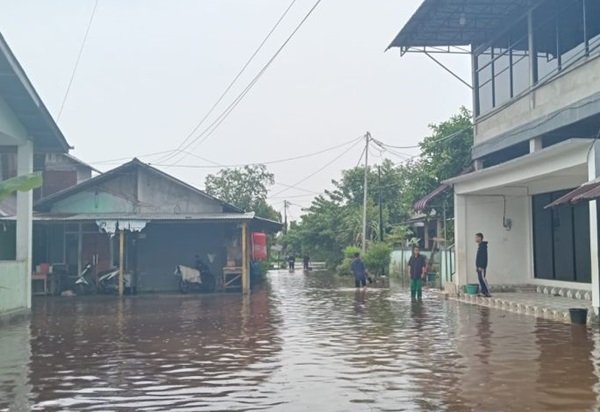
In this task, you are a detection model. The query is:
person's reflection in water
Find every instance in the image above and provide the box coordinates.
[476,307,492,366]
[410,300,425,330]
[354,288,367,315]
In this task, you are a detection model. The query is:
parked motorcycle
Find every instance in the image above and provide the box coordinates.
[74,263,95,295]
[175,260,216,293]
[97,267,133,295]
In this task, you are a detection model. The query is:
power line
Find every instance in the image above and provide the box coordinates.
[164,0,324,166]
[57,0,99,121]
[270,138,363,198]
[155,0,299,164]
[149,136,361,169]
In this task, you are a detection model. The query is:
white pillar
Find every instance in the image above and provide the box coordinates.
[16,140,33,309]
[454,192,469,289]
[588,142,600,314]
[473,159,484,171]
[529,137,542,153]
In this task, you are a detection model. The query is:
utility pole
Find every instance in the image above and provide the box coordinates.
[283,200,288,234]
[362,132,370,255]
[378,165,383,242]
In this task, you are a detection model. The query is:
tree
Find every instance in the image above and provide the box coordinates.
[205,165,280,221]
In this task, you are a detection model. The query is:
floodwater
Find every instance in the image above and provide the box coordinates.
[1,272,600,411]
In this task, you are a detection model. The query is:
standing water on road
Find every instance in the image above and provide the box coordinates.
[1,270,600,411]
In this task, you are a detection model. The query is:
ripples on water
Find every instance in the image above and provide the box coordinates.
[1,271,599,411]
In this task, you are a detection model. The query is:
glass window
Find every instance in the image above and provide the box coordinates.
[477,48,494,114]
[557,0,586,69]
[494,44,512,106]
[533,2,559,82]
[511,19,530,96]
[586,0,600,55]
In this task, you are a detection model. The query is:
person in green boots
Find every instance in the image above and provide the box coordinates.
[408,246,427,301]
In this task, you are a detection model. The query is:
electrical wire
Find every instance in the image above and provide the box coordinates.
[270,138,363,198]
[155,0,299,164]
[57,0,99,121]
[164,0,324,166]
[149,136,362,169]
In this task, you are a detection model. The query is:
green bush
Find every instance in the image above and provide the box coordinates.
[337,246,361,276]
[364,242,391,276]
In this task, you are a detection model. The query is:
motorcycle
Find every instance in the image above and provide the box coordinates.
[74,263,95,295]
[97,267,133,295]
[175,261,216,293]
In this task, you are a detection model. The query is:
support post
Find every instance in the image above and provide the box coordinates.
[16,140,33,308]
[119,229,125,296]
[362,132,370,255]
[588,142,600,314]
[454,193,469,290]
[242,223,249,295]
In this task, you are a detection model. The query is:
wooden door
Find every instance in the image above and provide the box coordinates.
[82,233,111,274]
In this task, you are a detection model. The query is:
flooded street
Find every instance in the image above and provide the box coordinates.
[1,271,600,411]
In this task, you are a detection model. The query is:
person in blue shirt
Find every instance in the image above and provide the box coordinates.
[351,252,368,288]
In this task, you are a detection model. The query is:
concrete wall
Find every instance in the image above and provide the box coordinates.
[0,261,27,314]
[137,169,222,214]
[135,222,228,292]
[458,195,531,286]
[475,55,600,145]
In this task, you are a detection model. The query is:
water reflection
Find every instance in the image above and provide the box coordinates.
[0,271,599,411]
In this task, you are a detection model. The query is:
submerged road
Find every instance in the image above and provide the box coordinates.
[1,270,599,411]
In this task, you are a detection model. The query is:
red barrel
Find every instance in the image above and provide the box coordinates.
[251,232,268,261]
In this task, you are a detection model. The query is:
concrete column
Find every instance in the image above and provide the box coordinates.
[454,193,469,289]
[529,137,542,153]
[16,140,33,309]
[473,159,484,171]
[588,142,600,314]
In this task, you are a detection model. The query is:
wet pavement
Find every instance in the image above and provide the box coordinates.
[1,270,600,411]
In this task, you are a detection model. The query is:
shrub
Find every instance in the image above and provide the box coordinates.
[364,242,392,276]
[337,246,361,276]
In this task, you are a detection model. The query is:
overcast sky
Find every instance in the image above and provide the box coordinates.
[0,0,470,219]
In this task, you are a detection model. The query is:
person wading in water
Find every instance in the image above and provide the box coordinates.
[407,246,427,301]
[351,252,368,289]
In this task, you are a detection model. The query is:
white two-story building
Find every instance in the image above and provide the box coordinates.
[390,0,600,311]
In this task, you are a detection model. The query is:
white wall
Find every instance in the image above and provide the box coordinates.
[459,195,531,286]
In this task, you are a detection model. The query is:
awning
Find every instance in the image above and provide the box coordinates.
[545,179,600,208]
[387,0,530,51]
[414,184,450,212]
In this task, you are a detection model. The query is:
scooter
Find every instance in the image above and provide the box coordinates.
[174,261,216,293]
[97,267,132,294]
[74,263,95,295]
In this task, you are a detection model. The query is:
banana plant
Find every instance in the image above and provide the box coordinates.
[0,172,43,202]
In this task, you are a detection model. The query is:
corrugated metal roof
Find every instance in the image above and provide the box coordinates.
[413,184,449,212]
[0,211,283,231]
[545,178,600,208]
[387,0,530,51]
[0,33,70,152]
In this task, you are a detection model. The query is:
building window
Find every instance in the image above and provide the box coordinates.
[475,0,598,116]
[475,18,529,116]
[532,190,591,283]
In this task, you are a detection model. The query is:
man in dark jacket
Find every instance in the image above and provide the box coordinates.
[475,233,491,297]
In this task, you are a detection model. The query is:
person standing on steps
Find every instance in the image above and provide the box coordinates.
[475,233,491,297]
[408,246,427,301]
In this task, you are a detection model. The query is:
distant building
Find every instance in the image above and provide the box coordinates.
[10,158,280,294]
[390,1,600,309]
